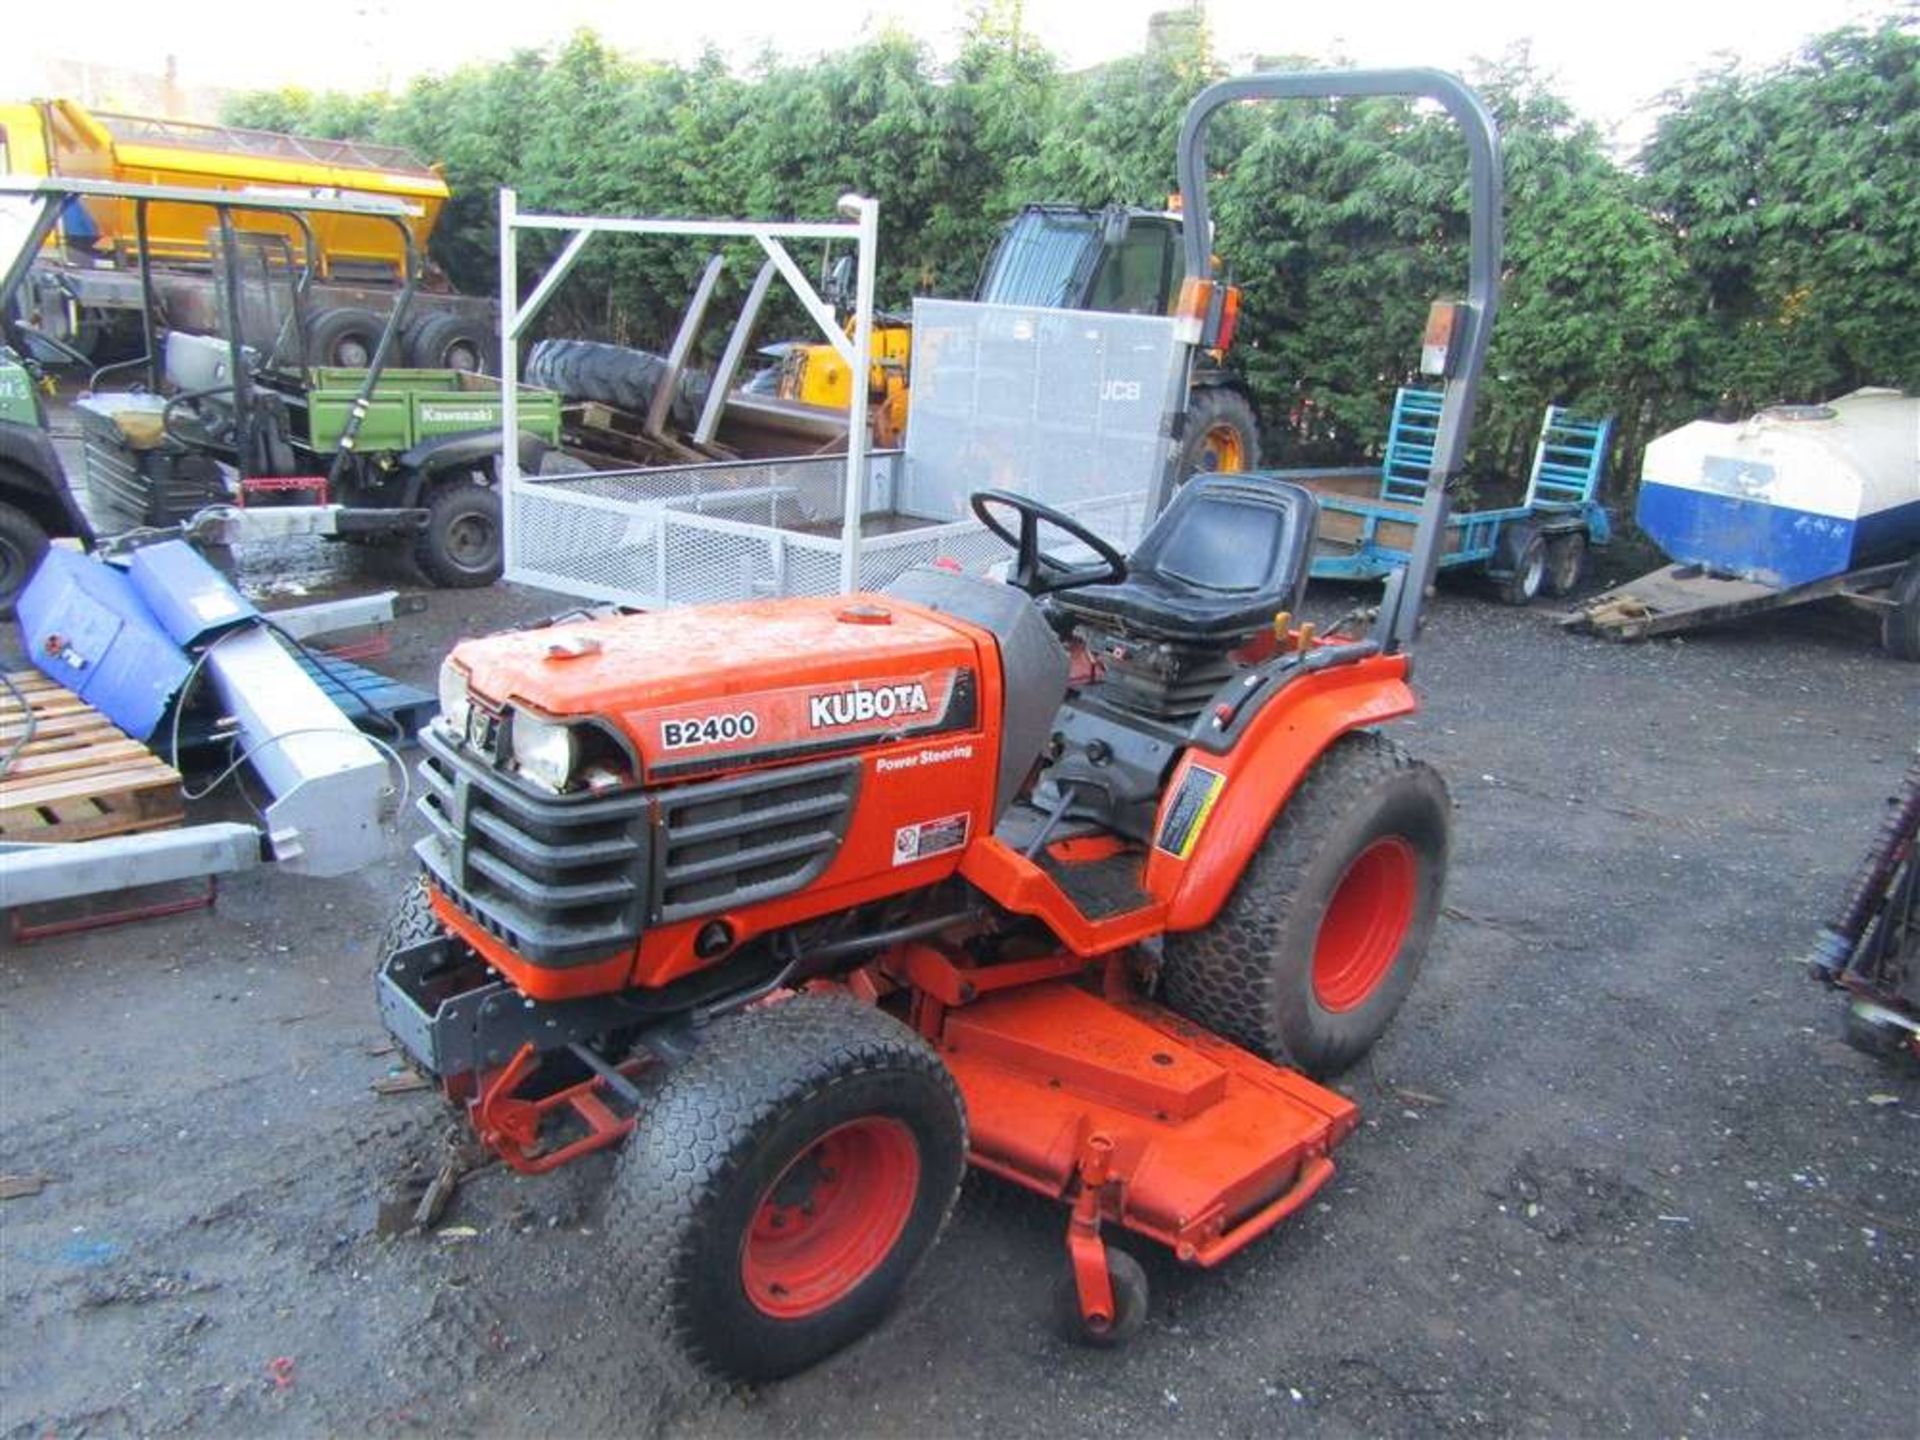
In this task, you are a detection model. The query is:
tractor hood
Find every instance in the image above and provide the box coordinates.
[449,594,986,780]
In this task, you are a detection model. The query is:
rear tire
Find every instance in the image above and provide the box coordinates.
[1493,523,1548,606]
[608,994,967,1382]
[416,476,502,588]
[407,312,497,375]
[305,306,388,369]
[1881,555,1920,662]
[1160,731,1449,1077]
[1174,387,1260,481]
[1543,530,1588,598]
[0,499,51,616]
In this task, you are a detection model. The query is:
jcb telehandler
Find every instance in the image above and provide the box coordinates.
[775,200,1259,475]
[378,69,1501,1380]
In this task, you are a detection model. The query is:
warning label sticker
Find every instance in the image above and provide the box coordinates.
[893,812,971,867]
[1155,765,1226,859]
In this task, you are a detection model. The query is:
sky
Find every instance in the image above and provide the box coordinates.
[3,0,1905,145]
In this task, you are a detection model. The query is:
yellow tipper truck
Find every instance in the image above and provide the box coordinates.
[0,99,497,372]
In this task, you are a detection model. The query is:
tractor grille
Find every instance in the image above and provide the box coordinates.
[416,725,649,967]
[415,727,860,968]
[654,757,860,922]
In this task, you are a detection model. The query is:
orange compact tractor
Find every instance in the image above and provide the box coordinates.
[378,70,1503,1379]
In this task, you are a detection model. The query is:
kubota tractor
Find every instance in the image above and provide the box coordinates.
[377,69,1502,1380]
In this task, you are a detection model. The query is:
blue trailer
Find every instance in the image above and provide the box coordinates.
[1297,389,1613,603]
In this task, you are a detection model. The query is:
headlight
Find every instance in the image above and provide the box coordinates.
[511,711,579,792]
[437,660,473,736]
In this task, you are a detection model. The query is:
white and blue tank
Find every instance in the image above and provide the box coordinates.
[1637,388,1919,588]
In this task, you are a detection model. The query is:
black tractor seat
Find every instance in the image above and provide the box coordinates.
[1052,472,1319,645]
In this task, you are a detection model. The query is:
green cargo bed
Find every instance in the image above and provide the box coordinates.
[306,368,561,453]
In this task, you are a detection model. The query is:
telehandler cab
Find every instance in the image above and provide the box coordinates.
[378,69,1501,1380]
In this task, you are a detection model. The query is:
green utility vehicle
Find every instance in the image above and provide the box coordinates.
[0,346,93,611]
[2,177,558,594]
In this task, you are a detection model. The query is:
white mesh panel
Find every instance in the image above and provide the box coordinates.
[504,298,1182,607]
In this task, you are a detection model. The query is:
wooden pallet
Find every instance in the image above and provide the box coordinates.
[0,671,184,843]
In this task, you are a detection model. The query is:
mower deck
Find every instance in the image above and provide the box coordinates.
[936,980,1357,1265]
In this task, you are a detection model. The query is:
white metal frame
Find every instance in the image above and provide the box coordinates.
[497,190,880,593]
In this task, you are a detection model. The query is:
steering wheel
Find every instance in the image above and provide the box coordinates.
[969,489,1128,597]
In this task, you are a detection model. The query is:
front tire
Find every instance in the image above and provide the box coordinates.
[608,994,967,1382]
[0,498,52,616]
[1160,731,1449,1077]
[1175,387,1260,480]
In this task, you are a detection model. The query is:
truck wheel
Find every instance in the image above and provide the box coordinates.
[1881,555,1920,662]
[1175,387,1260,481]
[416,477,502,588]
[1492,523,1547,605]
[1543,530,1588,598]
[408,312,497,375]
[0,499,51,616]
[1160,731,1449,1078]
[306,307,387,369]
[608,993,967,1382]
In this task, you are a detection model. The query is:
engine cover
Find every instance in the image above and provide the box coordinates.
[454,594,985,781]
[424,593,1020,1000]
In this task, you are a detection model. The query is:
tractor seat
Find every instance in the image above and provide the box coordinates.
[1052,473,1319,645]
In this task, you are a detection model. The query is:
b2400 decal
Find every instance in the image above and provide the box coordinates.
[661,711,759,750]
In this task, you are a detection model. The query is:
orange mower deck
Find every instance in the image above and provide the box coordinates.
[937,982,1356,1268]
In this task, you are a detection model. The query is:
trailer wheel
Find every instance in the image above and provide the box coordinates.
[1161,731,1449,1077]
[407,312,497,375]
[1882,556,1920,662]
[0,499,51,617]
[1174,387,1260,481]
[1543,530,1588,598]
[1493,523,1548,606]
[416,476,502,588]
[305,307,388,369]
[608,993,966,1382]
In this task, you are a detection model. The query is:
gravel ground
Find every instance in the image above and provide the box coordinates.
[2,530,1916,1438]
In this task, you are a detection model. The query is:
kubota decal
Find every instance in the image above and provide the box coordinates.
[809,682,931,729]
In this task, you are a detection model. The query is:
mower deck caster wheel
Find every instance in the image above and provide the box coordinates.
[1053,1248,1148,1348]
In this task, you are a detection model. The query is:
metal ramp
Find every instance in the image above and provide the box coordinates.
[1380,387,1443,502]
[1525,406,1612,508]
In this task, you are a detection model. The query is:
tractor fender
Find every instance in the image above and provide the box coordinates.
[1144,653,1417,931]
[394,429,552,509]
[1188,363,1253,401]
[0,422,93,542]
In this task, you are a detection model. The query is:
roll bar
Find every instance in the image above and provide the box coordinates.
[0,177,421,486]
[1175,69,1503,652]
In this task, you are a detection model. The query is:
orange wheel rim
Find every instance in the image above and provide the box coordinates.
[1312,837,1418,1012]
[741,1117,920,1319]
[1201,421,1247,472]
